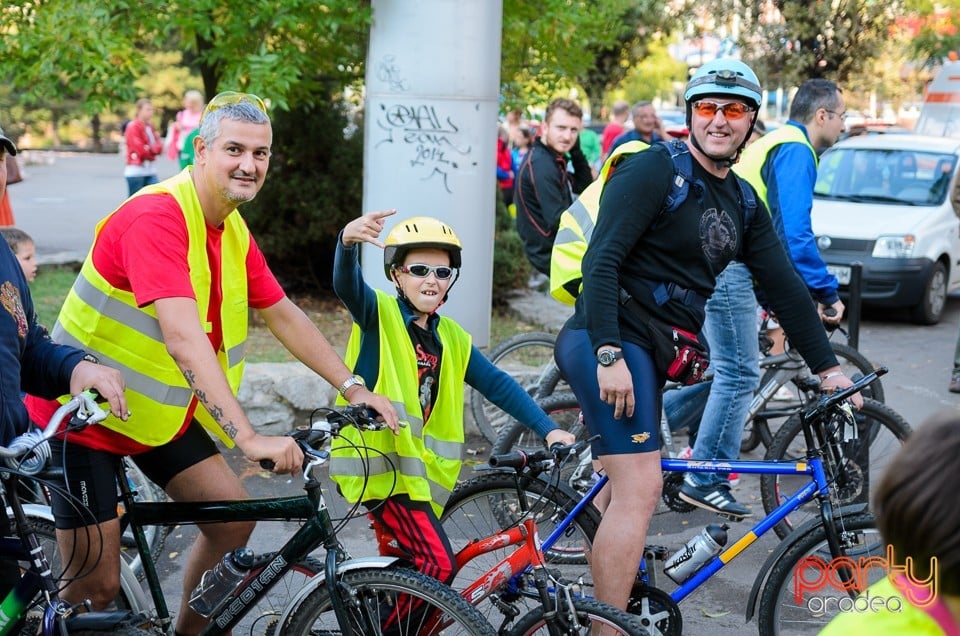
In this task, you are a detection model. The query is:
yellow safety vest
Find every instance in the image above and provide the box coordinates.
[329,290,471,516]
[733,123,817,212]
[52,168,250,447]
[550,141,650,305]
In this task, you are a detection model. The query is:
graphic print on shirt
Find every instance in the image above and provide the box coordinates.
[415,341,439,420]
[1,281,27,339]
[699,207,738,265]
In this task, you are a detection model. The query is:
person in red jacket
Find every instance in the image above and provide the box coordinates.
[496,125,515,206]
[123,98,163,196]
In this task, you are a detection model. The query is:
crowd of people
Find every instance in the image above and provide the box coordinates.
[3,57,960,634]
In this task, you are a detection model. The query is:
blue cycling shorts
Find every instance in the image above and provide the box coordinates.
[554,326,662,455]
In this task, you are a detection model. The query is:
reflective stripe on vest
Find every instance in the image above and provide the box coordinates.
[329,290,471,516]
[550,140,649,305]
[52,168,250,447]
[733,123,816,213]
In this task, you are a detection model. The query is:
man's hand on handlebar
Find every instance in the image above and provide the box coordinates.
[239,434,304,475]
[818,300,845,327]
[345,388,401,434]
[818,367,863,409]
[69,359,129,421]
[546,428,576,449]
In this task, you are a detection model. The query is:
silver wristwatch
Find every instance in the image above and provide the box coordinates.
[338,374,366,397]
[596,348,624,367]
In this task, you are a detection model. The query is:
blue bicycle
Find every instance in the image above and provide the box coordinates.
[441,369,903,635]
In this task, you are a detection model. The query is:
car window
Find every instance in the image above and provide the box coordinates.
[815,147,956,205]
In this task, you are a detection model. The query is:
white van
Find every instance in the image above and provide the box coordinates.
[811,133,960,324]
[915,61,960,138]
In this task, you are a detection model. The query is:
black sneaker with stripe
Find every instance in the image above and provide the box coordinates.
[678,476,751,520]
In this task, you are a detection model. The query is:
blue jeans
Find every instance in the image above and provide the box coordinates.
[662,381,710,439]
[688,261,760,488]
[126,174,158,197]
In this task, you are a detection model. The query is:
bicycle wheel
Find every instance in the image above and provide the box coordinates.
[119,459,169,580]
[21,518,146,612]
[282,568,496,635]
[232,554,321,636]
[757,511,884,635]
[470,332,565,443]
[751,342,885,449]
[440,471,600,625]
[492,392,592,493]
[507,597,650,635]
[759,398,910,540]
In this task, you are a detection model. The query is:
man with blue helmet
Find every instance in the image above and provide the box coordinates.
[552,58,862,613]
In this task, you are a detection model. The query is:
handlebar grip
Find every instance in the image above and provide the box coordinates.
[260,459,275,471]
[489,450,531,470]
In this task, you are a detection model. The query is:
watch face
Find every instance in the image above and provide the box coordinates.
[598,350,615,366]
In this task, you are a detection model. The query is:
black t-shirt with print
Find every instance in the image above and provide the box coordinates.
[571,142,835,374]
[408,321,441,422]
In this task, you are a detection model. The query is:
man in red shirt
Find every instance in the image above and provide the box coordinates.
[600,99,631,160]
[27,92,398,635]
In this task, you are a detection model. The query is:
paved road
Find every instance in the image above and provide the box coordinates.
[11,150,960,635]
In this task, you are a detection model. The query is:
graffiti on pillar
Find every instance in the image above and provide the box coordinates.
[374,102,476,194]
[377,55,409,92]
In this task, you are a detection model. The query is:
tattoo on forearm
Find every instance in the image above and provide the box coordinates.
[183,368,238,440]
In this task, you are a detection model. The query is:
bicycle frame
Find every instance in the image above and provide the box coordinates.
[537,455,836,605]
[118,463,397,635]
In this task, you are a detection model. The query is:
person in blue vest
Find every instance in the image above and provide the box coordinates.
[330,210,575,585]
[551,59,862,614]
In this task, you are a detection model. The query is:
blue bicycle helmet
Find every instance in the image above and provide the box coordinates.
[684,59,762,110]
[684,58,762,166]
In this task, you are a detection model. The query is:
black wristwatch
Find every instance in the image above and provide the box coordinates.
[596,348,624,367]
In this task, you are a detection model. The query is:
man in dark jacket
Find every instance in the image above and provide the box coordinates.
[514,98,593,276]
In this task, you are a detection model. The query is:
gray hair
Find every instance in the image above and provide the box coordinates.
[198,101,271,145]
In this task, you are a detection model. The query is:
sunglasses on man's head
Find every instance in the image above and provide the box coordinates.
[691,100,754,120]
[397,264,455,280]
[200,91,267,124]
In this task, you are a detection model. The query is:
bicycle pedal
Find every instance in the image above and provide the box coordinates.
[645,545,669,561]
[719,512,747,522]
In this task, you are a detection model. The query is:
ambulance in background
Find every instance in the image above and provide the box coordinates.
[915,61,960,138]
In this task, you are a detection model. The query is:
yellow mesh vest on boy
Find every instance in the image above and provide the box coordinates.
[330,290,471,516]
[51,168,249,447]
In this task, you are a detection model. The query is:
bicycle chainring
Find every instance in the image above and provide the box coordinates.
[661,472,696,513]
[628,583,682,636]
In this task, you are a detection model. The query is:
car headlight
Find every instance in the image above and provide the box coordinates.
[872,235,916,258]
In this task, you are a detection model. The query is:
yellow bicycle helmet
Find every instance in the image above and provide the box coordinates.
[383,216,463,281]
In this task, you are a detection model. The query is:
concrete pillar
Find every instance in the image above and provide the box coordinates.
[362,0,503,346]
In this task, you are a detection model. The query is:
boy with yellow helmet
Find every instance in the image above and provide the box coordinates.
[330,210,574,584]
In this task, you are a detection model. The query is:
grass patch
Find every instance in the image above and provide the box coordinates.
[30,265,543,362]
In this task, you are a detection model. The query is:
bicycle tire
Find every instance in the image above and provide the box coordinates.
[68,628,155,635]
[759,398,910,540]
[470,332,563,444]
[23,518,145,613]
[440,470,600,625]
[282,568,496,635]
[751,342,885,449]
[492,392,591,492]
[232,554,321,636]
[506,597,650,635]
[756,511,884,635]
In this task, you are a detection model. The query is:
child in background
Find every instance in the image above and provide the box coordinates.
[329,210,575,585]
[1,226,37,282]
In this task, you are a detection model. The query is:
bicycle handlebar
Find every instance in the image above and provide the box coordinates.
[488,435,598,471]
[810,366,888,416]
[0,391,107,473]
[259,403,389,471]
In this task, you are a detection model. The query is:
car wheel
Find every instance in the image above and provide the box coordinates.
[910,260,947,325]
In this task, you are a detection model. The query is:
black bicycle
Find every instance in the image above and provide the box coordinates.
[30,396,495,636]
